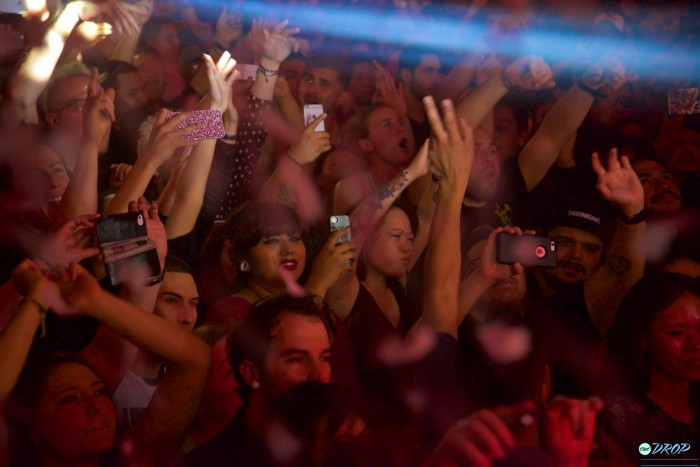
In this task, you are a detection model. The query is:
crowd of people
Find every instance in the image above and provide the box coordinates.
[0,0,699,465]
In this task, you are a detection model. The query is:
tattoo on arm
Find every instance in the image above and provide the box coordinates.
[377,171,409,203]
[607,254,632,275]
[352,171,409,234]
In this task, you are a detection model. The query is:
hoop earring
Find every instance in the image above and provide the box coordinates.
[240,260,250,272]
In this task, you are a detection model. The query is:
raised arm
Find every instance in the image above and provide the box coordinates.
[1,0,139,130]
[517,59,626,191]
[454,56,553,129]
[164,52,236,239]
[417,96,473,337]
[52,68,114,227]
[103,110,197,215]
[585,148,646,336]
[58,262,209,465]
[251,19,300,102]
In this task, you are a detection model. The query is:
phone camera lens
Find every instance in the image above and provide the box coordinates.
[535,246,546,258]
[330,216,338,224]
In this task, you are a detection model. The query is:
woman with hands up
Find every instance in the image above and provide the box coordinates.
[2,258,210,467]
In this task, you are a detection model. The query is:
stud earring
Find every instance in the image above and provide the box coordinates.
[251,381,260,389]
[240,260,250,272]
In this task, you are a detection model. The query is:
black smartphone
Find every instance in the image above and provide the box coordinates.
[329,215,351,244]
[496,232,557,268]
[95,212,162,286]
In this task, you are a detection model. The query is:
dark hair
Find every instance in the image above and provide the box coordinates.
[357,200,419,281]
[100,60,140,91]
[5,353,113,466]
[223,202,304,286]
[606,273,700,392]
[397,45,439,74]
[164,254,193,276]
[227,294,333,402]
[495,94,530,134]
[303,55,351,88]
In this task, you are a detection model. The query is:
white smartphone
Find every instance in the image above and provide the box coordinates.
[0,0,32,14]
[303,104,325,132]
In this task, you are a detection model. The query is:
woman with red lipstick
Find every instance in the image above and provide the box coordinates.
[599,273,700,463]
[204,201,356,325]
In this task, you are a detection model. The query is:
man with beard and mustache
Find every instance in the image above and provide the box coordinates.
[527,154,647,397]
[398,47,443,148]
[632,159,682,215]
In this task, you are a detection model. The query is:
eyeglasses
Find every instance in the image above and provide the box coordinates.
[50,98,86,114]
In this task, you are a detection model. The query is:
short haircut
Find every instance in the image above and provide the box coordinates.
[303,54,351,88]
[100,60,140,91]
[164,254,194,276]
[398,45,439,74]
[40,61,91,114]
[227,294,333,401]
[495,94,530,134]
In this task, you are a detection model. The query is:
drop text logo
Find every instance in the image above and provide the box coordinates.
[639,443,691,456]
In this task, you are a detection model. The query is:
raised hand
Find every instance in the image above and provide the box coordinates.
[578,58,626,93]
[502,56,555,91]
[372,60,406,115]
[66,0,142,36]
[203,51,237,113]
[83,67,115,146]
[592,148,644,216]
[423,96,473,189]
[12,260,73,316]
[141,109,198,165]
[474,226,526,284]
[262,19,300,64]
[288,114,330,165]
[66,21,113,52]
[215,5,243,49]
[127,197,167,271]
[36,215,101,275]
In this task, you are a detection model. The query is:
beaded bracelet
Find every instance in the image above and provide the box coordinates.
[257,64,280,82]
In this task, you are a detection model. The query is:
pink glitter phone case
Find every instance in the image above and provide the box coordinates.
[165,109,225,141]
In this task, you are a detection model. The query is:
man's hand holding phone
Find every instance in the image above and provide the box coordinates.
[288,112,330,165]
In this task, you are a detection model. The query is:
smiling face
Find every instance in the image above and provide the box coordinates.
[257,312,332,399]
[633,160,682,214]
[364,207,415,279]
[647,294,700,385]
[31,362,116,462]
[248,232,307,291]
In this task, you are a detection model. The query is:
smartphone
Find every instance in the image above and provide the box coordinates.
[303,104,325,132]
[496,232,557,268]
[668,88,700,116]
[95,212,162,287]
[330,215,351,244]
[165,109,225,141]
[235,63,257,81]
